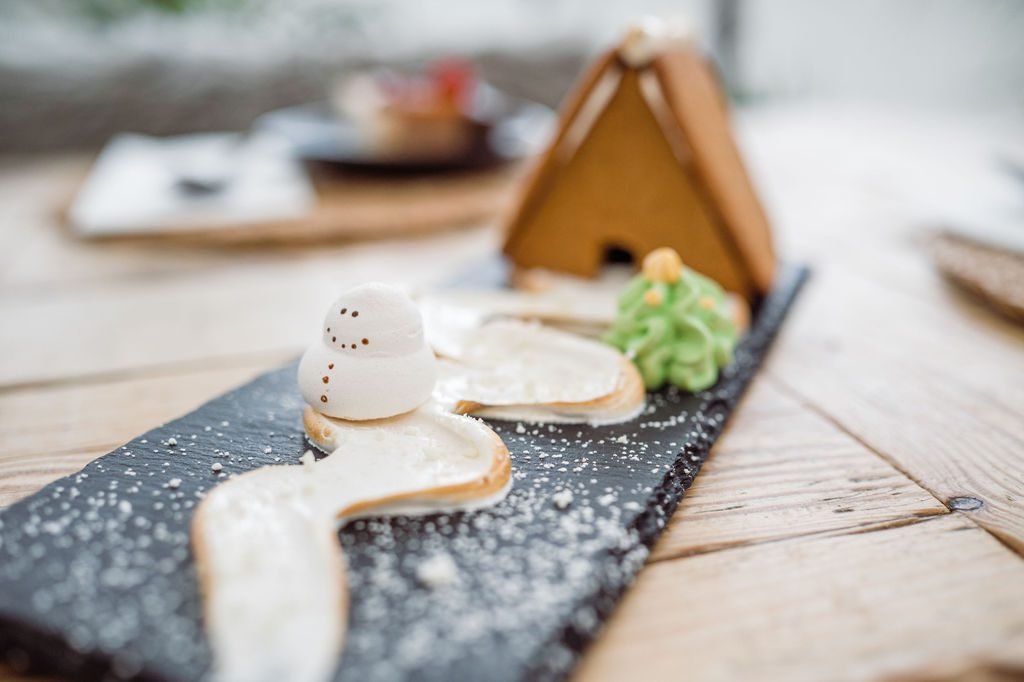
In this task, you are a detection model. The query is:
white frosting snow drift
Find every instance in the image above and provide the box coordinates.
[298,283,437,420]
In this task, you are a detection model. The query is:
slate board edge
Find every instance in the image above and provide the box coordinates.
[0,264,808,682]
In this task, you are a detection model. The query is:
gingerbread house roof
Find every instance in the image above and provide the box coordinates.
[502,22,777,301]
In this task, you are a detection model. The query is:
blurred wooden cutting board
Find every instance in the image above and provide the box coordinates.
[64,136,522,245]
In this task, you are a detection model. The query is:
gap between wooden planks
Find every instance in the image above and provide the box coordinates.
[765,261,1024,554]
[0,360,284,507]
[649,378,947,562]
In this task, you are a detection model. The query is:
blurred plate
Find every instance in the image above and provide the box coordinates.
[256,84,555,173]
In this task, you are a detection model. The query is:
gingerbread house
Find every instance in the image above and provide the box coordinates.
[502,20,777,301]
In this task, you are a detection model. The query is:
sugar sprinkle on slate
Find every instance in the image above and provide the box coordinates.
[416,554,459,589]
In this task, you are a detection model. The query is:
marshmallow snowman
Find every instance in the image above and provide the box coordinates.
[298,283,437,420]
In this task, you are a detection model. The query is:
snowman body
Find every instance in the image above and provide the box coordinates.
[298,283,437,420]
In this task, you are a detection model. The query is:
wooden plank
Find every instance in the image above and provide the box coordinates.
[0,227,493,388]
[781,239,1024,417]
[0,362,280,460]
[0,157,83,282]
[0,448,108,509]
[577,515,1024,682]
[0,154,234,289]
[744,111,1024,552]
[652,378,947,560]
[0,270,314,388]
[0,362,291,508]
[766,264,1024,552]
[836,252,1024,415]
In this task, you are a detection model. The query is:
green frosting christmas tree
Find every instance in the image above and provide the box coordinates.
[603,248,744,392]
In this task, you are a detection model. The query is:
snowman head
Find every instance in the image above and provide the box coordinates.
[320,283,425,357]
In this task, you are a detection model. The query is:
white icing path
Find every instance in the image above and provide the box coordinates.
[193,405,509,682]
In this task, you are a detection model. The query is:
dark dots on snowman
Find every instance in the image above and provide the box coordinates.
[328,363,334,369]
[320,395,328,403]
[332,336,337,343]
[362,338,369,345]
[322,376,329,384]
[340,308,347,315]
[352,311,359,317]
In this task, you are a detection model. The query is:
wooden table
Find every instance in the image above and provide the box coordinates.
[2,106,1023,681]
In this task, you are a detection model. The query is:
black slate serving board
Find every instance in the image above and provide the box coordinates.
[0,265,806,682]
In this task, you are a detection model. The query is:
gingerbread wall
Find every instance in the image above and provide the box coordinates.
[504,62,754,297]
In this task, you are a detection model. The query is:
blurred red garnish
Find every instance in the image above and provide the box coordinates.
[429,58,476,110]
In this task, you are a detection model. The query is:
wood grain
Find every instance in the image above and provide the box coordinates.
[652,378,947,560]
[0,363,297,508]
[0,448,110,509]
[578,515,1024,682]
[0,363,276,454]
[767,263,1024,552]
[0,228,495,388]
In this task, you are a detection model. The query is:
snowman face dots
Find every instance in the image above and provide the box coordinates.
[325,304,373,351]
[320,287,422,355]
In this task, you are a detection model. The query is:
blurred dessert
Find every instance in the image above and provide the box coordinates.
[333,59,489,162]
